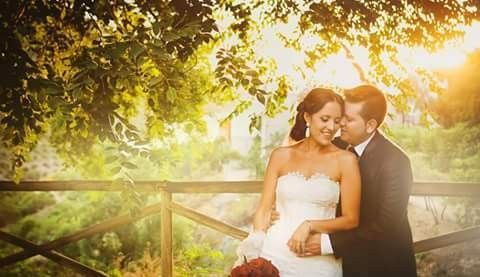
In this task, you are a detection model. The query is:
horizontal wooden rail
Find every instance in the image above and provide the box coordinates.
[412,181,480,197]
[1,180,479,196]
[0,231,107,276]
[0,180,260,193]
[413,225,480,253]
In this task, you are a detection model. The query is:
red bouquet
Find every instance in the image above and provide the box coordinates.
[230,257,280,277]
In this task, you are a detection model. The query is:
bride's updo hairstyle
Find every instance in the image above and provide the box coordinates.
[289,88,344,141]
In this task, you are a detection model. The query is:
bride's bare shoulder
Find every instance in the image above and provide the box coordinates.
[336,148,358,164]
[269,143,298,161]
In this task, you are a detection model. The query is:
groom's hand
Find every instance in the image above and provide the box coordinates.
[302,233,322,256]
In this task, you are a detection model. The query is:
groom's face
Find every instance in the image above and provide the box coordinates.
[340,101,371,146]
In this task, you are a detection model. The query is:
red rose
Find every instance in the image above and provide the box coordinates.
[231,257,280,277]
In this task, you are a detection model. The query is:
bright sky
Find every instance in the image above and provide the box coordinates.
[248,19,480,97]
[205,12,480,140]
[262,22,480,91]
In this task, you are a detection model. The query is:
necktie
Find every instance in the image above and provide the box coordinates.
[347,145,359,158]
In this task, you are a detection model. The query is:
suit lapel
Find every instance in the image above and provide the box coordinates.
[359,131,384,182]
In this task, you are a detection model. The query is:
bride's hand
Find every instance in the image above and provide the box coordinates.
[287,220,311,255]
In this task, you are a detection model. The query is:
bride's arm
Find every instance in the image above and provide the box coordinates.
[233,149,285,264]
[288,152,360,254]
[253,148,284,232]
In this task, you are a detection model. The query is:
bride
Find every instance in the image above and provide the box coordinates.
[236,88,361,276]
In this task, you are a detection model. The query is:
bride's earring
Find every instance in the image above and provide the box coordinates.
[305,123,310,138]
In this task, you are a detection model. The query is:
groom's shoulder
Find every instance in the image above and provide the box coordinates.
[379,133,410,163]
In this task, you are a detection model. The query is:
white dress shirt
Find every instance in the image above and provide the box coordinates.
[320,132,376,255]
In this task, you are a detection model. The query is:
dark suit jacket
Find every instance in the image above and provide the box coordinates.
[330,132,417,277]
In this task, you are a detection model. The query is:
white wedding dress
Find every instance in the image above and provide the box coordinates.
[260,171,342,276]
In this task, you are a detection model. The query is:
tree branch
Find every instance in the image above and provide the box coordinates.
[340,42,368,83]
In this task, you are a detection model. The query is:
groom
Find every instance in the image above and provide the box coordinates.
[275,85,417,276]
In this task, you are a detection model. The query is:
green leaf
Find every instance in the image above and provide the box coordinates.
[252,78,262,86]
[111,166,122,175]
[249,115,261,133]
[129,42,145,61]
[257,89,268,95]
[125,130,140,141]
[152,46,170,61]
[115,123,123,134]
[256,94,266,105]
[163,32,180,42]
[179,24,200,37]
[148,98,155,108]
[166,88,176,103]
[121,161,138,169]
[152,21,161,35]
[71,70,88,83]
[105,155,118,164]
[149,76,163,88]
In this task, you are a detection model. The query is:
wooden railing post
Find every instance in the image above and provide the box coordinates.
[160,190,173,277]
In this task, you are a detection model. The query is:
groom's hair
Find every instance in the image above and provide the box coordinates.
[344,85,387,127]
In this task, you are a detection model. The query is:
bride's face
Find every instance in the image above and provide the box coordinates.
[304,101,342,146]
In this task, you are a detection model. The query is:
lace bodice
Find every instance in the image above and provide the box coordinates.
[275,171,340,227]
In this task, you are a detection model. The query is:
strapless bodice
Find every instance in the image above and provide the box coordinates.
[275,171,340,227]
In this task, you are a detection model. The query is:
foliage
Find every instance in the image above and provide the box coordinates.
[432,49,480,127]
[215,0,480,129]
[174,242,225,276]
[0,0,226,181]
[116,246,161,277]
[0,192,228,276]
[0,136,242,276]
[117,238,225,277]
[1,0,479,180]
[391,124,480,228]
[51,136,240,182]
[239,131,286,178]
[0,192,55,227]
[391,124,480,182]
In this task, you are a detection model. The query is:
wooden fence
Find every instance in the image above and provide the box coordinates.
[1,180,479,276]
